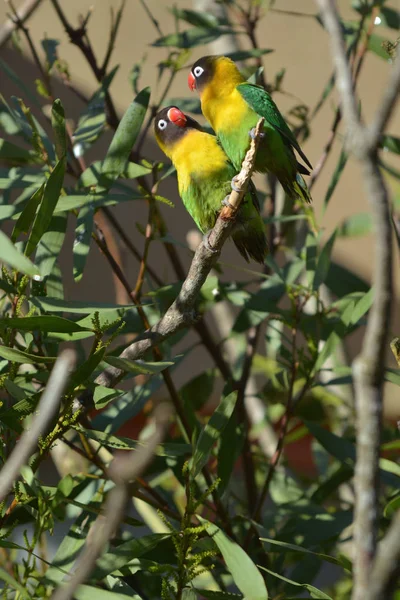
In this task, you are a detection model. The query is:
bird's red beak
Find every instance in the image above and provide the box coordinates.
[167,107,187,128]
[188,71,196,92]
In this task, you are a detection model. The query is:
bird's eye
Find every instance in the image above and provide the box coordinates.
[193,66,204,78]
[158,119,167,130]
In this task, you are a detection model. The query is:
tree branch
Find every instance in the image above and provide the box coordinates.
[317,2,396,600]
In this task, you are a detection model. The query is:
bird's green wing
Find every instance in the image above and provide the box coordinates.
[237,82,313,171]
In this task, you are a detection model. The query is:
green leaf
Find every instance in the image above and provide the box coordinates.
[0,230,40,277]
[25,157,66,256]
[337,212,373,237]
[384,494,400,518]
[41,38,59,70]
[73,204,93,282]
[92,534,170,579]
[55,192,140,213]
[36,213,67,278]
[313,332,341,373]
[0,315,90,333]
[74,586,143,600]
[152,27,238,48]
[104,355,174,375]
[199,517,268,600]
[67,347,105,391]
[378,7,400,29]
[0,138,40,165]
[259,566,332,599]
[325,261,369,296]
[225,49,274,61]
[306,233,317,287]
[260,536,351,572]
[380,134,400,155]
[191,390,238,478]
[169,7,228,28]
[314,230,337,290]
[0,568,31,599]
[30,297,137,314]
[51,99,66,160]
[368,33,391,60]
[350,287,374,324]
[11,183,45,242]
[0,345,56,364]
[323,148,348,209]
[73,66,118,149]
[102,87,150,182]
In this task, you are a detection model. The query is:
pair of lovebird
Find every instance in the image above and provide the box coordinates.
[154,55,313,264]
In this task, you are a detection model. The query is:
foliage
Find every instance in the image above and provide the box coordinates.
[0,1,399,599]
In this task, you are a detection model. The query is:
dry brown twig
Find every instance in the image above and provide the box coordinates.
[317,2,399,600]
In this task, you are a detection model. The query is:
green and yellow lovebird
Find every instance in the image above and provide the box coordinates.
[154,106,268,263]
[188,55,313,204]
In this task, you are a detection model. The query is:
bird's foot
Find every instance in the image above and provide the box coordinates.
[249,127,265,140]
[222,195,235,210]
[203,231,218,254]
[231,177,241,193]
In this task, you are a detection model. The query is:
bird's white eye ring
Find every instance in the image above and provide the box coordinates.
[193,66,204,78]
[158,119,167,130]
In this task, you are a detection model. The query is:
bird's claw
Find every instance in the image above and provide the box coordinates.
[203,231,218,254]
[222,195,235,210]
[249,127,265,140]
[231,177,241,193]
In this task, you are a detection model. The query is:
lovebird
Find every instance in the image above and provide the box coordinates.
[188,55,313,204]
[154,106,268,263]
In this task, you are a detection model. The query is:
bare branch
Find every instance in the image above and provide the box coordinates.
[317,0,361,141]
[368,53,400,147]
[368,510,400,600]
[0,350,75,503]
[316,2,395,600]
[0,0,43,48]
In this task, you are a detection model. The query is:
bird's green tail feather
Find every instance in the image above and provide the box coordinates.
[293,173,312,204]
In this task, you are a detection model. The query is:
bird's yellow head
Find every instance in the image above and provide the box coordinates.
[188,55,245,96]
[188,56,246,131]
[154,106,203,158]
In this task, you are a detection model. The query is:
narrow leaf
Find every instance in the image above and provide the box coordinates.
[191,390,238,478]
[0,345,56,364]
[102,87,150,182]
[0,230,39,277]
[324,148,348,209]
[199,517,268,600]
[25,157,66,256]
[11,184,45,242]
[51,99,66,160]
[104,355,174,375]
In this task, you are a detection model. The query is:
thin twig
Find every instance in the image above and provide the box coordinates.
[367,510,400,600]
[0,0,42,48]
[0,350,75,503]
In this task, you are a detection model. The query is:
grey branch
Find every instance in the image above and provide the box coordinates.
[317,2,396,600]
[51,402,172,600]
[93,118,265,391]
[0,0,43,48]
[368,510,400,600]
[0,349,75,503]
